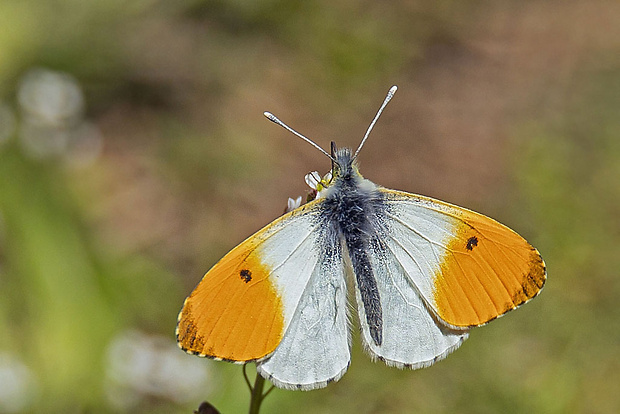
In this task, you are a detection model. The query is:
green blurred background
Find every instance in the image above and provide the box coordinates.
[0,0,619,413]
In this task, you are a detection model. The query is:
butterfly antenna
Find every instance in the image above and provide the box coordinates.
[264,111,337,163]
[353,85,398,160]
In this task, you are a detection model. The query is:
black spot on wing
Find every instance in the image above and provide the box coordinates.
[466,236,478,251]
[239,269,252,283]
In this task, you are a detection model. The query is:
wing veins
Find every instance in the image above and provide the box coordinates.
[391,196,529,255]
[388,202,529,299]
[372,239,424,312]
[215,229,320,343]
[446,246,505,315]
[384,217,486,324]
[207,210,322,349]
[385,212,452,252]
[479,238,529,299]
[266,224,320,276]
[382,234,462,324]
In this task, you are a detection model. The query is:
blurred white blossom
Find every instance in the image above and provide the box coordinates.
[0,353,38,413]
[105,330,213,410]
[15,68,103,165]
[18,68,84,125]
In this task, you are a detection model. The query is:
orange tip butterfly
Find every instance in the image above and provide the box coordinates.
[176,85,546,390]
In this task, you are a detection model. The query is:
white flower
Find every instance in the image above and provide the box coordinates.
[284,170,332,213]
[305,171,322,190]
[304,171,332,199]
[286,196,302,213]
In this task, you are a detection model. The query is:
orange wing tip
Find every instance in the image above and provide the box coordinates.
[504,247,546,309]
[175,253,285,362]
[451,260,546,329]
[175,313,278,363]
[176,301,280,363]
[433,223,547,329]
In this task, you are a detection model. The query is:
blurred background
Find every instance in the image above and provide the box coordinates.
[0,0,619,413]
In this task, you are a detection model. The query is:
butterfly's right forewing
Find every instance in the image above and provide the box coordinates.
[380,189,546,329]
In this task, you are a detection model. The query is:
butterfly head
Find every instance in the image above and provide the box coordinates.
[264,85,397,189]
[330,143,362,182]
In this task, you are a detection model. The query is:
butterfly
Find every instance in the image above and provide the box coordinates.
[176,86,546,390]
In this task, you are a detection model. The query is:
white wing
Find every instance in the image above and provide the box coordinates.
[355,187,544,367]
[256,241,350,390]
[354,235,468,367]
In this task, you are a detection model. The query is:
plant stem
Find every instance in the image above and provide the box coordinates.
[248,368,266,414]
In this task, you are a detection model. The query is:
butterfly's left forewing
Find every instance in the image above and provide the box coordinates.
[178,200,326,361]
[177,199,351,389]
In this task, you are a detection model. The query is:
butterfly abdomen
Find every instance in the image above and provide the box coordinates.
[322,167,386,347]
